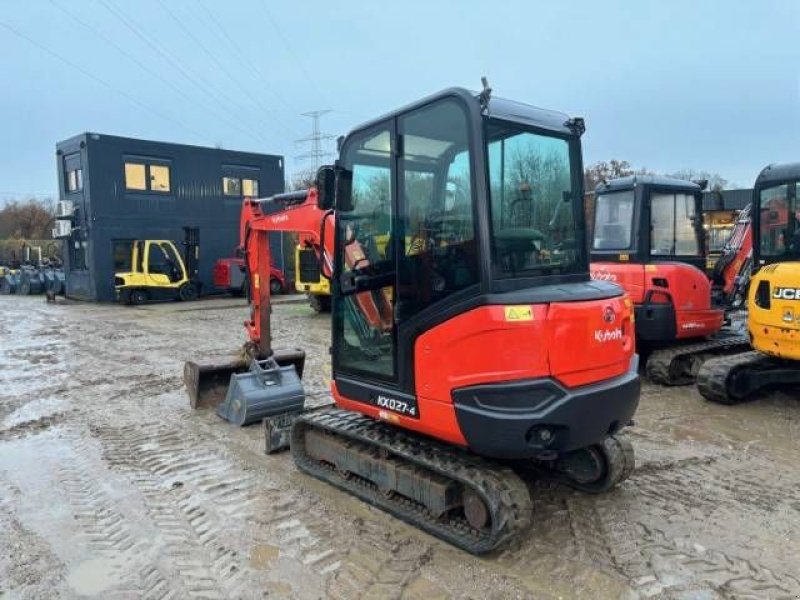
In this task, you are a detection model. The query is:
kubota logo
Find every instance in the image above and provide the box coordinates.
[773,287,800,300]
[591,270,617,282]
[594,328,623,343]
[603,306,616,323]
[271,214,289,224]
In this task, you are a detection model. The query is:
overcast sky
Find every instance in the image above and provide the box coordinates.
[1,0,798,201]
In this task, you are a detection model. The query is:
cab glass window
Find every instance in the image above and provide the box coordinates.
[487,123,579,278]
[592,191,634,250]
[759,183,799,257]
[397,100,478,317]
[651,192,700,256]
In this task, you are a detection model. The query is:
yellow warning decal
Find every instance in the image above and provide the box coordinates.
[645,264,657,272]
[504,306,534,321]
[618,253,630,262]
[254,273,260,289]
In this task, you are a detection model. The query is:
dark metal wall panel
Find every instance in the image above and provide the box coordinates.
[702,189,753,212]
[56,133,285,302]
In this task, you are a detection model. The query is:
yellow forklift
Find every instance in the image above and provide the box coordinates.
[115,228,200,305]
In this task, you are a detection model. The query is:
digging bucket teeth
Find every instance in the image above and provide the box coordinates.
[184,348,305,411]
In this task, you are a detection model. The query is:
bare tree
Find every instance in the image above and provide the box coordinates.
[668,168,728,192]
[584,160,634,191]
[0,198,55,239]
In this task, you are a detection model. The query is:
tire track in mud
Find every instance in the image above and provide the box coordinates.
[0,412,68,441]
[596,458,800,598]
[325,519,431,600]
[91,420,354,597]
[91,422,256,598]
[495,459,800,599]
[49,430,178,599]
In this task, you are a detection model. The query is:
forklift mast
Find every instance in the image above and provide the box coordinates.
[182,227,200,282]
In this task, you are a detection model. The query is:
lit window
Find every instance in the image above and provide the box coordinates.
[223,177,242,196]
[242,178,259,197]
[149,165,170,192]
[67,168,83,192]
[125,163,146,190]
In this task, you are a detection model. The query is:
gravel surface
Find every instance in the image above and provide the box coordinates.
[1,295,799,599]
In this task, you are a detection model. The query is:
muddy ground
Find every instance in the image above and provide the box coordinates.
[1,295,799,600]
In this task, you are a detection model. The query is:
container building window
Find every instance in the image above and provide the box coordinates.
[242,178,259,197]
[223,176,259,197]
[125,162,170,193]
[125,163,147,190]
[223,177,242,196]
[66,168,83,192]
[149,165,170,192]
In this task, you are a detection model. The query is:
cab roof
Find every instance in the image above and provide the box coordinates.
[595,174,702,194]
[345,87,578,141]
[755,162,800,188]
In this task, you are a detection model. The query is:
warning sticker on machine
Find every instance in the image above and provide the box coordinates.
[504,306,533,321]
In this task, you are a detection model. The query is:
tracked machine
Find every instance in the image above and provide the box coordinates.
[590,176,751,384]
[698,163,800,403]
[186,85,640,553]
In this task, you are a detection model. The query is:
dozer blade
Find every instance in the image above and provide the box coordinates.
[184,348,306,410]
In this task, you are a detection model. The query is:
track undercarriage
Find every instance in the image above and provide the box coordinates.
[645,335,751,385]
[697,351,800,404]
[291,407,634,554]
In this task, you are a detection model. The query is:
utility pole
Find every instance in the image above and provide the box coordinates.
[295,110,336,173]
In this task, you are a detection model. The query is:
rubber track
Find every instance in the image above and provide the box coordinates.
[645,336,751,385]
[696,350,772,404]
[291,408,533,555]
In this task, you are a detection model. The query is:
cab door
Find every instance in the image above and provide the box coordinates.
[332,122,398,383]
[143,241,173,287]
[332,98,481,417]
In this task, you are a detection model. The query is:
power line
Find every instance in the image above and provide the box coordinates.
[258,0,330,106]
[195,0,295,114]
[97,0,272,145]
[49,0,268,147]
[295,110,336,172]
[154,0,298,139]
[0,19,206,140]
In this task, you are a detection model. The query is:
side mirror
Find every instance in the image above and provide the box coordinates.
[315,166,336,210]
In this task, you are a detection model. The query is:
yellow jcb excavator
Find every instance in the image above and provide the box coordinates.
[697,162,800,402]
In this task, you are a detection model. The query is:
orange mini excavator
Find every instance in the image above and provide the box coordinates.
[590,176,752,384]
[186,84,640,554]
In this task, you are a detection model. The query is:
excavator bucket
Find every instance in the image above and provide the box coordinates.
[184,348,305,410]
[216,356,305,426]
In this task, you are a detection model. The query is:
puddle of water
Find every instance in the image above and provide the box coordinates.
[2,396,68,429]
[67,557,118,595]
[250,543,280,568]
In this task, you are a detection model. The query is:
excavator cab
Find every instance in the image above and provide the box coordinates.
[590,176,725,346]
[592,176,706,271]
